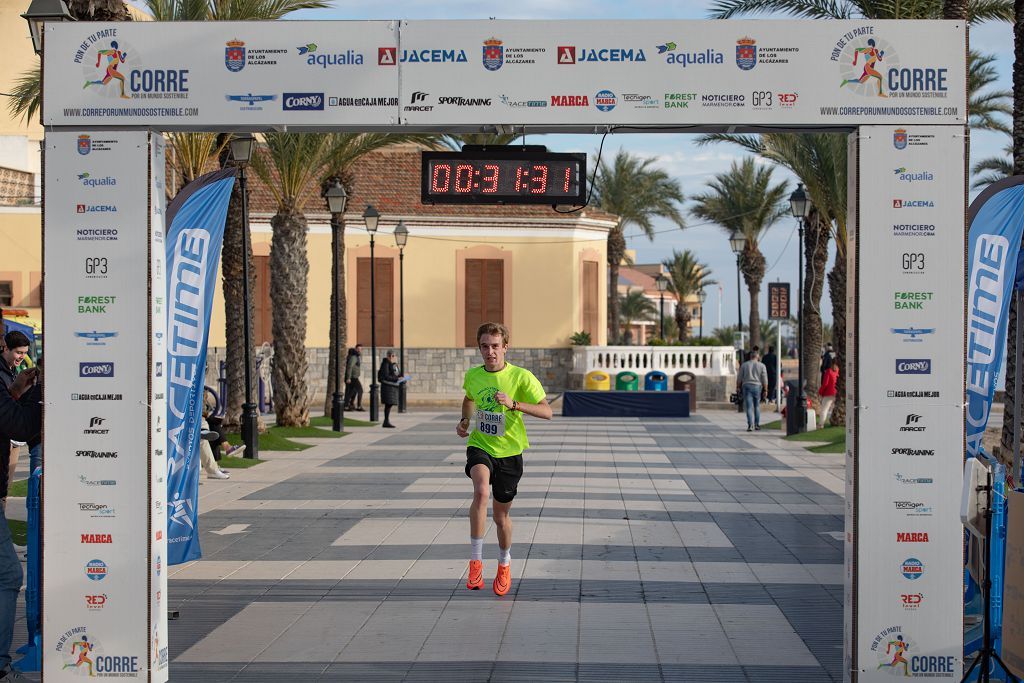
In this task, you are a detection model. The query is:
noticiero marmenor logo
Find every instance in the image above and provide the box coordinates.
[869,625,955,677]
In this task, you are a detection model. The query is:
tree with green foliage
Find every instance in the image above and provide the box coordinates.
[662,250,715,343]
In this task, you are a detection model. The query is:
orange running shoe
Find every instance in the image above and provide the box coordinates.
[493,563,511,596]
[466,559,484,590]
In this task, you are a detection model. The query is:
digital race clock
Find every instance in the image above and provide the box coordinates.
[421,147,587,205]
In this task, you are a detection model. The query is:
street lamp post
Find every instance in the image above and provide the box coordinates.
[699,289,707,340]
[654,274,668,341]
[728,231,747,355]
[394,221,408,413]
[363,205,380,423]
[22,0,75,55]
[323,181,348,433]
[788,183,812,432]
[229,134,258,459]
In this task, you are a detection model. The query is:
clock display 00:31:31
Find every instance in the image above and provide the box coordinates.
[426,159,579,197]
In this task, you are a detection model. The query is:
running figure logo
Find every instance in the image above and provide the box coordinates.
[877,634,910,676]
[841,39,887,97]
[84,41,130,99]
[63,634,96,676]
[169,492,194,530]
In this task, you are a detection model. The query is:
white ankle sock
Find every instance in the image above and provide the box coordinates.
[470,536,484,561]
[498,546,511,566]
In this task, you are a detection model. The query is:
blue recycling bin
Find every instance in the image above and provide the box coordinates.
[644,371,668,391]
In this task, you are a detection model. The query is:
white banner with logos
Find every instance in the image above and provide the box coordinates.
[846,126,965,681]
[43,131,167,682]
[42,19,964,129]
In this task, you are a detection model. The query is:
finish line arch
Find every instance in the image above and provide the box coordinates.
[39,18,966,682]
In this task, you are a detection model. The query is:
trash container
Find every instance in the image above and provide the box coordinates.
[615,371,639,391]
[585,370,611,391]
[673,371,698,413]
[785,379,806,435]
[644,371,668,391]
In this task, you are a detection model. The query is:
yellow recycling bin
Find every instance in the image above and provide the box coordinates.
[585,371,611,391]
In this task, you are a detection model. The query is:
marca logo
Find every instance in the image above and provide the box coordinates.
[895,358,930,374]
[893,199,934,208]
[81,534,112,544]
[901,558,924,579]
[76,228,118,241]
[85,594,108,610]
[551,95,589,107]
[896,532,929,543]
[900,414,925,432]
[85,559,108,580]
[398,48,468,63]
[595,90,617,112]
[76,450,118,458]
[656,42,724,67]
[890,326,934,342]
[893,291,932,310]
[891,447,935,456]
[78,173,116,188]
[378,47,396,65]
[282,93,324,111]
[77,204,116,213]
[558,46,646,63]
[80,362,114,378]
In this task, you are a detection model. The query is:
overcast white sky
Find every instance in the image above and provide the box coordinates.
[143,0,1012,328]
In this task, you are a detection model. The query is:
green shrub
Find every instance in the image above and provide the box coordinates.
[570,331,592,345]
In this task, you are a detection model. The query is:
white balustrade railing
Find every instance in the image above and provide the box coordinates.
[572,345,737,377]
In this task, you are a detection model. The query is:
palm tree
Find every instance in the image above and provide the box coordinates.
[618,290,658,344]
[708,0,1010,22]
[249,133,337,426]
[592,150,685,344]
[690,158,788,351]
[318,134,438,419]
[443,133,523,150]
[711,326,740,346]
[972,139,1013,188]
[662,250,715,343]
[969,51,1013,134]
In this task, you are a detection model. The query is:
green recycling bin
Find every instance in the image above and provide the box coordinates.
[615,371,639,391]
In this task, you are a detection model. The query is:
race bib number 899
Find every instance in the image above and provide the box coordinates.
[476,409,506,437]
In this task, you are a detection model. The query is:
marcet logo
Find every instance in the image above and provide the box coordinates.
[890,326,934,342]
[900,414,925,432]
[282,93,324,111]
[80,362,114,378]
[84,416,109,435]
[895,358,931,374]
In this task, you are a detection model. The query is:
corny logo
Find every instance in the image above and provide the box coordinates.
[80,362,114,378]
[895,359,931,374]
[283,93,324,111]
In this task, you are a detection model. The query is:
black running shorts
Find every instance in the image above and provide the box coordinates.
[465,446,524,503]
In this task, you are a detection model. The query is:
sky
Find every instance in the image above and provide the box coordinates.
[163,0,1016,330]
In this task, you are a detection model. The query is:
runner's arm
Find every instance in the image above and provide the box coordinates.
[456,396,473,437]
[500,395,552,421]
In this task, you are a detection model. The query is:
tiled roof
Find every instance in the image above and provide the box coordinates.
[230,142,618,226]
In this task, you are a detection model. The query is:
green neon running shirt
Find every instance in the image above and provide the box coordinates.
[463,362,546,458]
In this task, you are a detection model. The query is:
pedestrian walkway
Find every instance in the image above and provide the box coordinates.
[165,410,845,682]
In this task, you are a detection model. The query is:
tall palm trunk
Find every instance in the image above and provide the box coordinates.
[742,245,766,349]
[607,226,626,344]
[270,204,311,427]
[828,257,847,425]
[802,212,830,403]
[322,177,352,418]
[1001,0,1024,459]
[676,307,692,344]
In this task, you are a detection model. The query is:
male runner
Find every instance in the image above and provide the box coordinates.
[840,38,886,97]
[457,322,551,596]
[84,41,130,99]
[877,634,910,676]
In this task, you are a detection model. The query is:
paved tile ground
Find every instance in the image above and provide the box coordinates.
[164,409,845,682]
